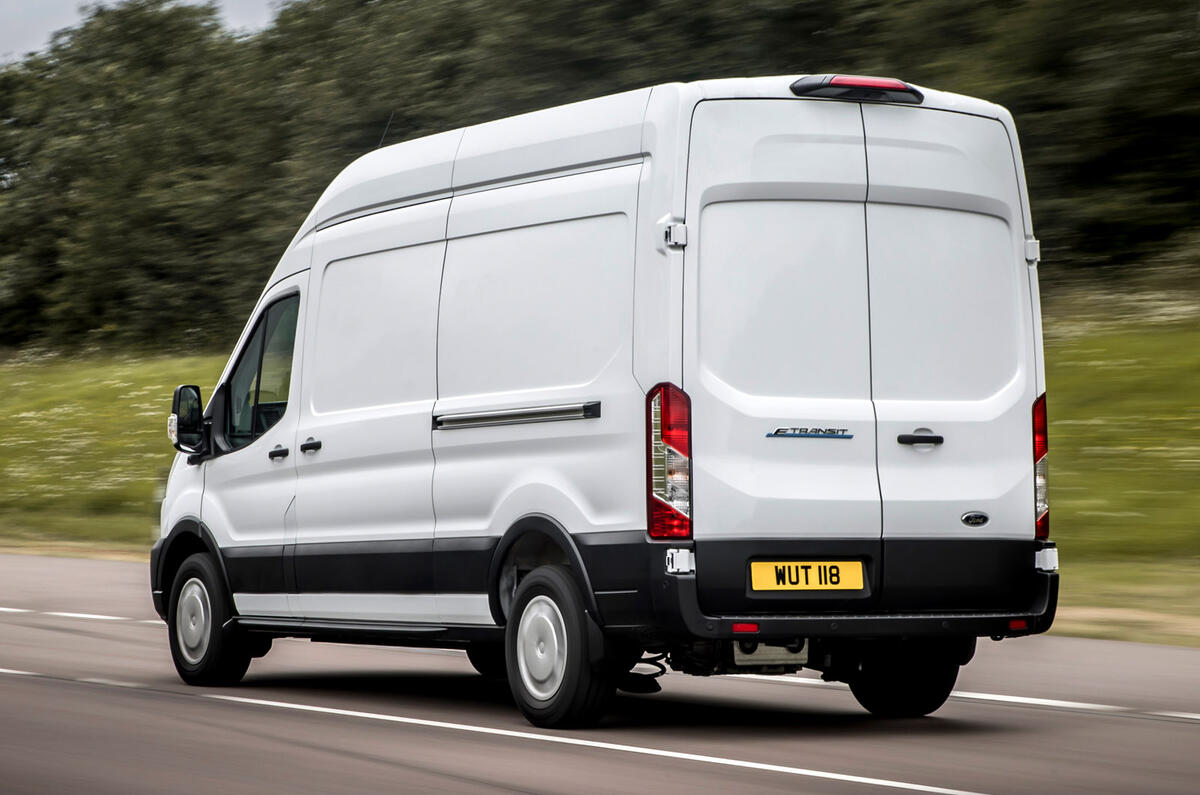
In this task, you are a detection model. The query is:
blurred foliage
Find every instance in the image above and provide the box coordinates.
[0,0,1198,348]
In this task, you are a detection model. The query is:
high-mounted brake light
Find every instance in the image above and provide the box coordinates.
[1033,393,1049,539]
[790,74,924,104]
[647,383,691,539]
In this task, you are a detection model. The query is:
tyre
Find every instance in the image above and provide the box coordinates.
[505,565,615,728]
[167,552,252,686]
[849,645,959,718]
[466,642,507,679]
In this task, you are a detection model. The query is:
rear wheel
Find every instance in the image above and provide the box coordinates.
[167,553,252,686]
[849,645,959,718]
[505,565,615,728]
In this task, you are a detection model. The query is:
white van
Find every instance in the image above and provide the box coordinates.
[153,74,1058,728]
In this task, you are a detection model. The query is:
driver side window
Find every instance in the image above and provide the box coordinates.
[225,294,300,451]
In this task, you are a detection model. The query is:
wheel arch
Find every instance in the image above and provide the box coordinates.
[487,514,601,626]
[154,519,236,618]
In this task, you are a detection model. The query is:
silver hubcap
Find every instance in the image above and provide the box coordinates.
[176,577,212,665]
[516,595,567,701]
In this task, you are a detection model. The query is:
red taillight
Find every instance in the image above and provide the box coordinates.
[829,75,909,91]
[1033,393,1049,539]
[732,623,759,634]
[1034,393,1048,462]
[1008,619,1028,631]
[660,383,690,457]
[649,497,691,539]
[647,383,692,539]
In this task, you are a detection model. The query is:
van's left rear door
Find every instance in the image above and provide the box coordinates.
[684,99,882,615]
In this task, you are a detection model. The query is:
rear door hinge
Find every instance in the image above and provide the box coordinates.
[656,215,688,252]
[1024,237,1041,265]
[665,222,688,249]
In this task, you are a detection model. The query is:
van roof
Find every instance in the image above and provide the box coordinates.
[285,76,1009,251]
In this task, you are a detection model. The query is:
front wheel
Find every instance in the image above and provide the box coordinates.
[505,565,615,728]
[167,553,252,686]
[849,647,960,718]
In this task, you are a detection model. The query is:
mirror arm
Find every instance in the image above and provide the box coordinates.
[186,418,214,465]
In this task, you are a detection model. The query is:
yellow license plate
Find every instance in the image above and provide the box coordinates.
[750,561,864,591]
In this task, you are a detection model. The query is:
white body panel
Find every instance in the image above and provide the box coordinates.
[201,268,309,617]
[287,201,447,619]
[433,165,645,546]
[294,203,443,548]
[862,106,1036,540]
[159,453,203,537]
[684,100,880,542]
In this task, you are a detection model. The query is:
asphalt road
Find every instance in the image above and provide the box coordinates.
[0,553,1196,794]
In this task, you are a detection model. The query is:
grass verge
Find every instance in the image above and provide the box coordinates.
[0,352,225,547]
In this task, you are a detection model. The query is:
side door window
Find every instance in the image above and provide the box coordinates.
[226,294,301,452]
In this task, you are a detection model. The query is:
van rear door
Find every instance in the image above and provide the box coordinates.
[683,99,881,614]
[863,105,1039,610]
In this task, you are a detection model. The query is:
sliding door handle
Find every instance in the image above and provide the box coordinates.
[299,438,323,453]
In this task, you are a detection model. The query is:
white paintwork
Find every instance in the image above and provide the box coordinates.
[452,89,650,190]
[863,107,1037,541]
[684,100,880,542]
[292,202,444,560]
[203,268,308,618]
[200,269,307,567]
[162,74,1045,631]
[159,453,203,541]
[290,593,440,623]
[291,129,461,244]
[231,593,293,618]
[433,165,645,546]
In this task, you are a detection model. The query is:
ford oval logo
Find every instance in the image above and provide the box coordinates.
[961,511,990,528]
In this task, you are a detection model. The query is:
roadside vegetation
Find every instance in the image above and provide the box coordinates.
[1041,274,1200,646]
[0,353,223,548]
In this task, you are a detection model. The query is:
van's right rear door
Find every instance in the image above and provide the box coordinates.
[863,105,1039,611]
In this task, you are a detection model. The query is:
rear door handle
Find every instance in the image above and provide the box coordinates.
[897,434,944,445]
[299,438,323,453]
[268,445,290,460]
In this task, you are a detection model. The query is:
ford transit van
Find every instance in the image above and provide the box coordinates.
[152,74,1058,728]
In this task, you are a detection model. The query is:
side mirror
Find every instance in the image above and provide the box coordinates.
[169,385,206,454]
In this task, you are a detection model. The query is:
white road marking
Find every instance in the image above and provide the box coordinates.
[729,674,1128,714]
[208,694,986,795]
[42,612,128,621]
[3,611,1194,726]
[1150,711,1200,722]
[950,691,1122,712]
[77,677,143,688]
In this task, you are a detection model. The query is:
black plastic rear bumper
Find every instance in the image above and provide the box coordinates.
[651,567,1058,641]
[581,532,1059,641]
